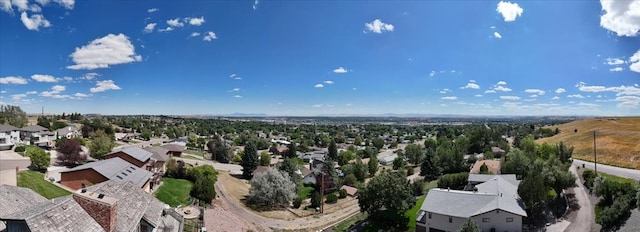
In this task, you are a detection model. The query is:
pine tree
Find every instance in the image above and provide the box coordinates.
[420,148,439,181]
[328,140,338,160]
[242,141,259,179]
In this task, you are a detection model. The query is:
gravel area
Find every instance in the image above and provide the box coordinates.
[620,210,640,232]
[204,202,260,232]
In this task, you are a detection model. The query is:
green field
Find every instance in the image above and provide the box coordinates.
[17,171,71,199]
[155,178,194,207]
[297,186,314,199]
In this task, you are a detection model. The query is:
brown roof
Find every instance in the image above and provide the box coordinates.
[162,144,186,152]
[252,166,270,176]
[300,167,312,177]
[340,185,358,196]
[470,160,502,175]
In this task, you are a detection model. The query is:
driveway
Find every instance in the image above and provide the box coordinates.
[0,150,30,171]
[563,164,595,232]
[572,159,640,180]
[174,157,243,175]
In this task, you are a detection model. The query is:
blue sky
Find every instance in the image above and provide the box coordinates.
[1,0,639,116]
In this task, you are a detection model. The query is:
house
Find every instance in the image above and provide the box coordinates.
[491,147,506,157]
[20,125,55,147]
[463,153,484,162]
[0,181,184,232]
[416,175,526,232]
[251,166,270,177]
[299,167,315,185]
[60,157,154,192]
[340,185,358,197]
[0,125,21,151]
[162,144,186,157]
[143,146,171,173]
[55,126,80,139]
[269,145,289,156]
[470,160,502,175]
[105,147,154,169]
[378,154,398,166]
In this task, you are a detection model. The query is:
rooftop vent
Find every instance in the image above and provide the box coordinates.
[81,189,87,193]
[97,194,105,199]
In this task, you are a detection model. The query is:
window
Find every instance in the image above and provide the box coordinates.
[428,212,432,219]
[506,217,513,222]
[482,218,490,222]
[449,216,452,223]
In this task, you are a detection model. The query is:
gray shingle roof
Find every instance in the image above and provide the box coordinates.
[55,126,78,135]
[61,157,153,188]
[421,175,526,218]
[144,146,170,162]
[110,146,153,163]
[0,124,20,133]
[21,125,49,132]
[0,185,48,218]
[468,174,519,186]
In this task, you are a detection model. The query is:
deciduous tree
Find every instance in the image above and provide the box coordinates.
[248,168,296,209]
[0,105,28,128]
[27,146,50,171]
[89,130,114,159]
[358,170,415,229]
[404,144,424,165]
[57,139,86,165]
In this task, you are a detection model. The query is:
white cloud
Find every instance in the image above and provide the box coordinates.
[606,57,625,65]
[90,80,121,93]
[529,94,538,98]
[12,0,28,11]
[441,96,458,100]
[148,8,158,13]
[461,82,480,89]
[63,76,73,82]
[475,94,483,97]
[188,17,205,26]
[364,19,394,34]
[31,74,58,82]
[429,71,435,77]
[190,32,200,37]
[500,95,521,100]
[616,95,640,108]
[496,81,507,85]
[143,23,156,33]
[439,89,451,94]
[610,67,624,72]
[323,80,334,84]
[167,18,184,27]
[568,94,585,98]
[578,102,600,107]
[552,96,560,100]
[67,33,142,70]
[40,85,69,98]
[485,90,497,94]
[203,31,217,41]
[493,32,502,38]
[80,72,99,80]
[555,88,566,94]
[578,84,640,96]
[11,94,27,101]
[630,49,640,73]
[0,76,28,84]
[333,67,348,73]
[25,91,37,95]
[54,0,74,9]
[233,95,242,98]
[0,0,11,13]
[525,89,545,95]
[312,104,323,108]
[494,85,512,92]
[20,12,51,31]
[158,27,173,32]
[253,0,259,10]
[496,1,524,22]
[314,84,324,88]
[231,88,240,92]
[599,0,640,37]
[73,93,90,98]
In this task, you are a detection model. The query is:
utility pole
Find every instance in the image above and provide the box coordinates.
[594,130,597,176]
[320,172,324,214]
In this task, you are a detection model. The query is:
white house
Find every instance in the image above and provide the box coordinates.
[416,175,526,232]
[55,126,80,139]
[20,125,56,147]
[0,125,21,150]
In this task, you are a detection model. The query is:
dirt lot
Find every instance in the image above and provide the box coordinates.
[204,201,260,232]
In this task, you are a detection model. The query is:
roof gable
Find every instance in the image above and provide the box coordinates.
[0,124,20,132]
[110,146,153,163]
[21,125,49,132]
[62,157,153,188]
[0,185,48,218]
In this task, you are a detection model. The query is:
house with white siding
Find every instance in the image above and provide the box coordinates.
[0,125,21,150]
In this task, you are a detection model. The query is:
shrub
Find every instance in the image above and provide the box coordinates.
[326,193,338,204]
[343,173,357,187]
[311,191,321,208]
[407,167,414,176]
[582,169,596,189]
[14,146,26,152]
[293,197,302,208]
[437,172,469,190]
[338,189,347,199]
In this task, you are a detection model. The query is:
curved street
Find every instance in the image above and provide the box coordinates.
[572,159,640,180]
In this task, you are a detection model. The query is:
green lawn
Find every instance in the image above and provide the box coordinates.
[297,186,315,199]
[17,170,71,199]
[598,172,639,188]
[155,178,194,207]
[405,195,426,231]
[333,213,368,232]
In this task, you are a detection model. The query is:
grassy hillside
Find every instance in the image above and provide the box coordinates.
[537,117,640,169]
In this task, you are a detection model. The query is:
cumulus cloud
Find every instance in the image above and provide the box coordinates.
[231,88,240,92]
[364,19,394,33]
[552,96,560,100]
[314,84,324,88]
[568,94,585,98]
[525,89,545,95]
[500,95,521,100]
[0,0,11,13]
[0,76,28,84]
[630,49,640,73]
[158,27,173,32]
[190,32,200,37]
[67,33,142,70]
[616,95,640,108]
[610,67,624,72]
[188,17,205,26]
[253,0,259,10]
[73,93,90,98]
[496,81,507,85]
[80,72,99,80]
[40,85,70,98]
[599,0,640,37]
[333,67,348,73]
[90,80,121,93]
[11,94,27,101]
[475,94,483,97]
[148,8,158,13]
[494,85,512,92]
[439,89,451,94]
[606,57,626,65]
[20,12,51,31]
[167,18,184,27]
[578,84,640,96]
[441,96,458,100]
[31,74,59,82]
[485,90,497,94]
[233,95,242,98]
[323,80,334,84]
[143,23,156,33]
[493,32,502,39]
[461,82,480,89]
[496,1,524,22]
[429,71,436,77]
[555,88,566,94]
[578,102,600,107]
[203,31,217,41]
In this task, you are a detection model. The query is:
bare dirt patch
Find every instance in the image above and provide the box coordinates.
[204,201,260,232]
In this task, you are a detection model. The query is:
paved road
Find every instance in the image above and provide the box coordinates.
[573,159,640,180]
[564,165,594,232]
[174,156,242,175]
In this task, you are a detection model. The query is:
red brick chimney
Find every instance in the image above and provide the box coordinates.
[72,189,118,232]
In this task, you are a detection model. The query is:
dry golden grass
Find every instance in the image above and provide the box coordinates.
[537,117,640,169]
